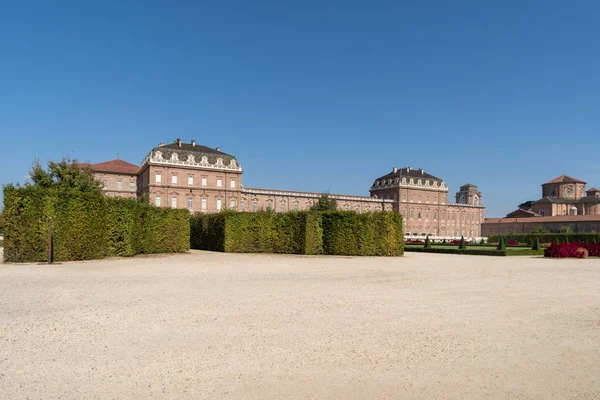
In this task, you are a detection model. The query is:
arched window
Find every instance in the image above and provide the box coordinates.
[418,211,421,220]
[473,195,479,206]
[410,209,414,219]
[426,210,429,220]
[434,211,437,220]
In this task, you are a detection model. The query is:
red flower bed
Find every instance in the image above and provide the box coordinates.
[544,242,600,258]
[406,239,424,244]
[507,240,519,247]
[449,239,470,245]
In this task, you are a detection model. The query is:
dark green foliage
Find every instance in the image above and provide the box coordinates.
[488,233,600,244]
[532,237,540,251]
[190,211,403,256]
[458,236,467,250]
[558,226,573,234]
[526,236,533,246]
[404,247,544,256]
[424,235,431,249]
[28,158,102,194]
[3,186,189,262]
[310,194,337,212]
[496,236,506,251]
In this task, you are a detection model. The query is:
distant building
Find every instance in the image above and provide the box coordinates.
[482,174,600,235]
[91,138,484,239]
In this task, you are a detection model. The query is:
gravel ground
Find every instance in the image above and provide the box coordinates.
[1,250,599,400]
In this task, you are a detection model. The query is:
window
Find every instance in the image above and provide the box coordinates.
[216,199,222,211]
[426,196,429,203]
[410,209,414,219]
[434,211,437,220]
[266,203,272,211]
[129,181,135,190]
[540,210,545,216]
[418,195,422,202]
[216,178,222,188]
[188,197,193,210]
[188,176,193,185]
[172,175,178,184]
[253,203,257,212]
[240,200,245,211]
[410,194,414,201]
[117,180,122,189]
[402,193,406,201]
[280,203,285,212]
[156,173,161,183]
[230,199,236,209]
[103,179,108,188]
[201,198,207,210]
[294,204,299,211]
[155,196,161,207]
[202,177,207,186]
[171,196,177,209]
[418,211,421,220]
[230,180,236,189]
[426,210,429,220]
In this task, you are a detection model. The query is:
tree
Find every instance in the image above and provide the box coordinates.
[458,235,467,250]
[0,212,4,233]
[424,235,432,249]
[558,226,573,234]
[27,158,101,194]
[531,227,549,234]
[532,237,540,251]
[497,236,506,251]
[310,193,337,212]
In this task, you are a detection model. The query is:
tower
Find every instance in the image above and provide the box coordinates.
[455,184,482,206]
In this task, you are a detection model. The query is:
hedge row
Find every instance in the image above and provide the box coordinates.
[404,247,544,257]
[3,186,190,262]
[190,210,403,256]
[488,233,600,244]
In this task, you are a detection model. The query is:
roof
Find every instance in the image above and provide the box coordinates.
[517,200,535,210]
[483,214,600,224]
[543,174,586,185]
[533,196,600,205]
[89,159,139,175]
[587,188,600,192]
[506,209,540,218]
[151,139,237,164]
[373,167,443,185]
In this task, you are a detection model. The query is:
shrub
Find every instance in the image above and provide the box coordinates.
[532,237,540,251]
[497,237,506,251]
[544,242,600,258]
[424,235,431,249]
[576,248,589,259]
[458,236,467,250]
[190,211,403,256]
[3,186,189,262]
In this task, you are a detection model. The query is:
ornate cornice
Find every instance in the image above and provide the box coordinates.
[141,150,242,172]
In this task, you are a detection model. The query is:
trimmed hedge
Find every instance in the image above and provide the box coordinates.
[488,233,600,244]
[405,246,544,257]
[3,186,190,262]
[190,210,403,256]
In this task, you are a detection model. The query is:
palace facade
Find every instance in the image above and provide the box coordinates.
[88,138,485,239]
[482,175,600,235]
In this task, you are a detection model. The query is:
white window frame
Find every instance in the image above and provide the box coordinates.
[171,196,177,209]
[156,173,162,183]
[230,179,236,189]
[216,178,222,188]
[129,181,135,191]
[172,175,178,184]
[188,175,193,185]
[230,199,236,209]
[216,199,222,211]
[103,179,108,188]
[117,180,122,189]
[201,198,207,210]
[155,196,161,207]
[188,197,193,210]
[201,177,207,186]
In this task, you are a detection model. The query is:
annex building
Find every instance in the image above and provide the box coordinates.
[87,138,485,239]
[482,174,600,235]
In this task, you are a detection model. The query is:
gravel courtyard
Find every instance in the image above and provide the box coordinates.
[1,251,599,400]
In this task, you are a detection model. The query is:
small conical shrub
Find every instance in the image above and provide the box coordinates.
[424,235,432,249]
[458,236,467,250]
[442,238,446,244]
[526,236,533,246]
[532,237,540,251]
[497,236,506,251]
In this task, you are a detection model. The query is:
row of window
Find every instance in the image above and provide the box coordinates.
[401,193,442,203]
[402,209,481,222]
[102,179,135,191]
[406,230,480,237]
[155,173,236,188]
[154,196,298,212]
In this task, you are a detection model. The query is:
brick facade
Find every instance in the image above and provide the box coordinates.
[91,139,483,239]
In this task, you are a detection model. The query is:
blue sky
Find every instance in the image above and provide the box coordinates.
[1,1,599,217]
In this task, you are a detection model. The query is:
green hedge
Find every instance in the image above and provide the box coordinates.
[488,233,600,244]
[190,210,403,256]
[405,246,544,257]
[3,186,190,262]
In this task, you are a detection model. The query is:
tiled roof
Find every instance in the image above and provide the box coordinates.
[533,196,600,205]
[484,214,600,223]
[90,159,140,175]
[587,188,600,192]
[543,174,586,185]
[374,167,443,185]
[151,139,237,164]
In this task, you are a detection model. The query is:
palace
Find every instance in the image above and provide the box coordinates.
[87,138,485,239]
[482,174,600,235]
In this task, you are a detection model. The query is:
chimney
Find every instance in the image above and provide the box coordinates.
[392,167,398,173]
[420,169,424,174]
[191,139,196,147]
[216,147,221,152]
[176,138,182,148]
[407,166,411,172]
[158,142,165,147]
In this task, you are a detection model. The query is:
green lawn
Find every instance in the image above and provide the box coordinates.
[404,243,544,256]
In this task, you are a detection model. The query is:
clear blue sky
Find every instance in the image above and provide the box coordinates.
[1,1,599,217]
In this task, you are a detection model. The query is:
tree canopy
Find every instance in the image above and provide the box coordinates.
[27,158,102,194]
[310,194,337,212]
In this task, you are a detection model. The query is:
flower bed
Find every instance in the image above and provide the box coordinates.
[406,239,424,244]
[544,242,600,258]
[507,240,520,247]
